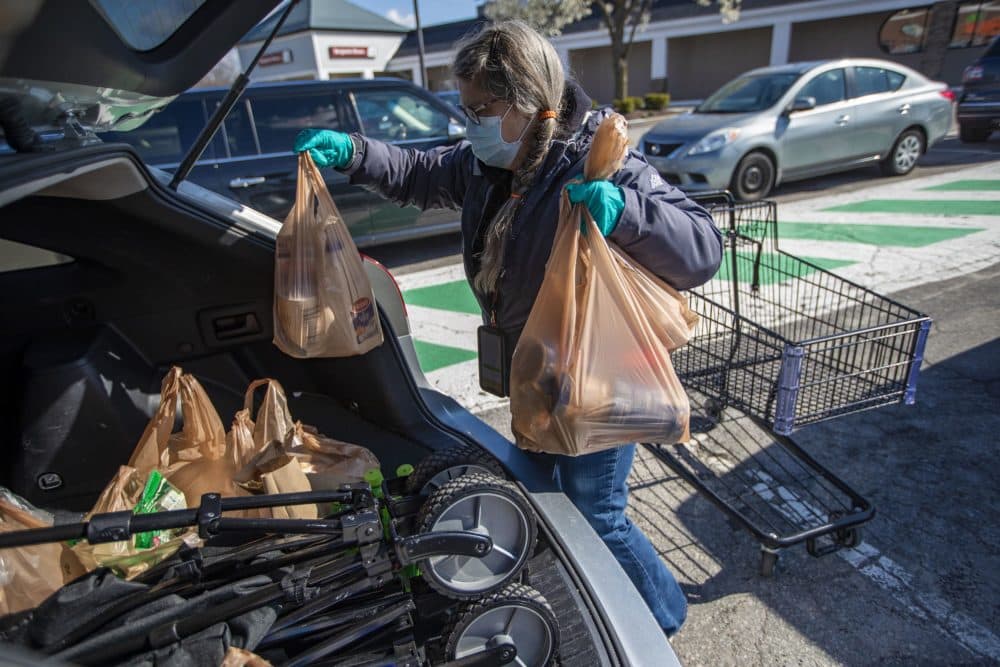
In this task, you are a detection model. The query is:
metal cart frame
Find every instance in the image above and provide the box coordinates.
[651,191,931,574]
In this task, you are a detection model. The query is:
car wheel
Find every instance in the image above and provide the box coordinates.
[880,129,924,176]
[730,151,775,201]
[959,125,991,143]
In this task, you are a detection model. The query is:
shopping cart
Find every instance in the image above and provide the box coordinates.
[647,191,932,575]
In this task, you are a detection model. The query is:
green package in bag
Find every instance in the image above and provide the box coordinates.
[133,470,186,549]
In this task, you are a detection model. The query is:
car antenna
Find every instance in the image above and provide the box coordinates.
[169,0,300,190]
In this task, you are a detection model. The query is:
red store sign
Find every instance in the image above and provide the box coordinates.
[328,46,375,59]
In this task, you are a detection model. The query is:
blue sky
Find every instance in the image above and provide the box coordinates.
[365,0,481,28]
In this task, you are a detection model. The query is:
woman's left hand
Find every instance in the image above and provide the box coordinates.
[565,181,625,236]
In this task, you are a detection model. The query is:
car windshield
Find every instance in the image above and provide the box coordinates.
[696,73,802,113]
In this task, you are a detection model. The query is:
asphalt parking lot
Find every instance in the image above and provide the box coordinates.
[367,134,1000,666]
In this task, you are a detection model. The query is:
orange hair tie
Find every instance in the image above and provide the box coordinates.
[509,192,523,199]
[538,110,557,120]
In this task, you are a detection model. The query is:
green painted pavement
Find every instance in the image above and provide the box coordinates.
[775,222,983,247]
[412,339,477,373]
[823,200,1000,216]
[922,180,1000,191]
[715,251,855,284]
[403,279,480,315]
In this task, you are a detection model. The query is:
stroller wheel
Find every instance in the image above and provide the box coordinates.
[445,583,558,667]
[417,472,536,599]
[404,443,507,496]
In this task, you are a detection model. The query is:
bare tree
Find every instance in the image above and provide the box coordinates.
[483,0,592,37]
[597,0,653,101]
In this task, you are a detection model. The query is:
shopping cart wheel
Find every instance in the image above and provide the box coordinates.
[445,583,558,667]
[417,472,536,600]
[759,546,780,577]
[405,443,507,496]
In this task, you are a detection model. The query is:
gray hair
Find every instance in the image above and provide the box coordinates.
[453,20,566,297]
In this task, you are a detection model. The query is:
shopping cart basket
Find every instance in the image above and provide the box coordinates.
[647,191,932,574]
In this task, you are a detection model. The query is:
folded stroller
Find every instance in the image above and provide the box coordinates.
[0,454,560,667]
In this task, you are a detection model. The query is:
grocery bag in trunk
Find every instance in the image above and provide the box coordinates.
[510,114,694,456]
[273,152,383,358]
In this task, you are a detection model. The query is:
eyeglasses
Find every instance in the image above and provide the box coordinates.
[457,97,501,125]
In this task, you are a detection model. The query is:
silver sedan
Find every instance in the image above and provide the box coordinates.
[640,58,954,200]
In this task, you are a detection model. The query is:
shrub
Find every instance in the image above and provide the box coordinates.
[613,97,637,114]
[628,96,645,110]
[644,93,671,111]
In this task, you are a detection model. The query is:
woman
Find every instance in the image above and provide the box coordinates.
[295,20,722,637]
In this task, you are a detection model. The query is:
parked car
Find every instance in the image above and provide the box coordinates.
[0,1,677,665]
[958,36,1000,142]
[98,78,468,247]
[435,89,463,115]
[640,58,954,200]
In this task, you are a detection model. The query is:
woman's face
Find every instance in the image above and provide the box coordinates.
[457,78,533,164]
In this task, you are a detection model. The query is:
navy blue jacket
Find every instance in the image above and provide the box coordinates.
[342,91,723,361]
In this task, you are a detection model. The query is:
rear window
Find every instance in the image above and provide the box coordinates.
[853,67,906,96]
[100,98,207,165]
[91,0,207,51]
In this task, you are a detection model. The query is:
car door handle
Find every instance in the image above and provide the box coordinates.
[229,176,266,188]
[897,103,911,115]
[836,114,850,126]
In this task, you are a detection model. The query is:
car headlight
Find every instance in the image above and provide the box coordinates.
[687,128,741,156]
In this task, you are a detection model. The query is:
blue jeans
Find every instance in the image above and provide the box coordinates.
[530,444,687,635]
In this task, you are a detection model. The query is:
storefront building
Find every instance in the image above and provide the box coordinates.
[388,0,999,102]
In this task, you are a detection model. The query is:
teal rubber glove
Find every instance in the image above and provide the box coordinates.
[294,128,354,169]
[565,180,625,237]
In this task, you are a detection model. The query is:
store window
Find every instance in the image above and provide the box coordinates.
[950,1,1000,48]
[879,7,931,53]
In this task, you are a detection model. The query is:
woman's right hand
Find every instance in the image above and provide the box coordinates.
[294,129,354,169]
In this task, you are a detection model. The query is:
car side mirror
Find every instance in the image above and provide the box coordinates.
[787,96,817,114]
[448,121,466,141]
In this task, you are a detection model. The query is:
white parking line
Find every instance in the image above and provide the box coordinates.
[749,470,1000,662]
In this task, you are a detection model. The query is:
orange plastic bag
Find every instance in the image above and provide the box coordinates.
[509,114,692,456]
[274,152,383,358]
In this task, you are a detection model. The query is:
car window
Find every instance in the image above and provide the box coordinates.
[853,67,906,97]
[0,238,73,273]
[353,89,449,142]
[798,69,846,106]
[696,73,801,113]
[100,98,206,165]
[248,92,343,155]
[93,0,207,51]
[950,2,1000,49]
[220,99,258,158]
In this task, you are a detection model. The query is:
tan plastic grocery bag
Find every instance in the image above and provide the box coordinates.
[274,152,383,358]
[509,114,692,456]
[0,490,65,614]
[284,422,380,490]
[127,367,262,516]
[71,466,200,579]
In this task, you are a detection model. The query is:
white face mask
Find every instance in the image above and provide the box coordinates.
[466,104,529,169]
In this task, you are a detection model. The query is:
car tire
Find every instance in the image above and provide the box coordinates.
[959,125,991,143]
[880,129,924,176]
[730,151,775,201]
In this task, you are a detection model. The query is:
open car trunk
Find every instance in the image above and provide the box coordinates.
[0,149,449,512]
[0,146,631,667]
